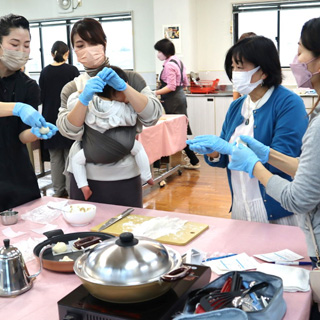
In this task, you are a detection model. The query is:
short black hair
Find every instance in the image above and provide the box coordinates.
[224,36,282,88]
[97,66,128,99]
[154,38,175,57]
[0,14,30,44]
[51,41,69,63]
[300,17,320,58]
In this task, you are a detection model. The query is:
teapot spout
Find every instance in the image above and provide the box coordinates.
[28,244,52,279]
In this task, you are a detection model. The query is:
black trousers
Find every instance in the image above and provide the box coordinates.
[184,145,199,165]
[69,174,143,208]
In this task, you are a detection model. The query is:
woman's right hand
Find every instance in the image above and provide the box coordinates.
[78,76,106,106]
[186,135,233,155]
[12,102,47,128]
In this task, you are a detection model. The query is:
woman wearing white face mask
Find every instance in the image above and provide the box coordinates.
[0,14,57,211]
[56,18,162,206]
[227,18,320,291]
[187,36,308,224]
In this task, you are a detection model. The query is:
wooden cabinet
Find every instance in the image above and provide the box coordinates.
[186,96,215,139]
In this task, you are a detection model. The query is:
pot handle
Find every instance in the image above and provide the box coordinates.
[161,266,192,282]
[43,229,64,239]
[28,244,52,279]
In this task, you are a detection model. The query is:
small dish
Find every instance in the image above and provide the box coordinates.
[0,210,19,225]
[62,204,96,227]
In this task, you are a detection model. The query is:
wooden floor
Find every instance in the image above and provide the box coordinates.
[36,151,232,219]
[143,152,231,219]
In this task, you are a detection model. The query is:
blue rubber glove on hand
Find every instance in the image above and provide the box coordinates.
[13,103,47,128]
[186,135,233,155]
[31,122,58,140]
[99,67,127,91]
[240,135,270,164]
[79,76,106,106]
[228,144,260,178]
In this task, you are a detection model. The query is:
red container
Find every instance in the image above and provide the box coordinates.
[189,79,219,94]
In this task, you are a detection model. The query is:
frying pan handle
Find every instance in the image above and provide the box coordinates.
[43,229,64,239]
[161,266,191,282]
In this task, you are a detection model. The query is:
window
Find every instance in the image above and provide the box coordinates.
[26,13,134,73]
[233,1,320,66]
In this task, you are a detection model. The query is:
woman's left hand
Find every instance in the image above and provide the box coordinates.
[31,122,58,140]
[187,135,233,155]
[98,67,127,91]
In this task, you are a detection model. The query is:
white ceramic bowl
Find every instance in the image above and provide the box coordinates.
[62,204,96,227]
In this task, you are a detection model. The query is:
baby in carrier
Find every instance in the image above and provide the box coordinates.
[67,66,153,200]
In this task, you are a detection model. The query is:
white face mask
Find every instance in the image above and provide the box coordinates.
[0,45,29,71]
[232,66,263,95]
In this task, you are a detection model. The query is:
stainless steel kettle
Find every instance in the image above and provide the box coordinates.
[0,238,48,297]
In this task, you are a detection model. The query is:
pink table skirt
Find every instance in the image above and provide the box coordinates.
[137,114,188,164]
[0,197,312,320]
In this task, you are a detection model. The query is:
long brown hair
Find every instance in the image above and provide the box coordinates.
[71,18,107,51]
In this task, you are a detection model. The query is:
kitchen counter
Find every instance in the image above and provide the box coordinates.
[186,92,318,98]
[0,196,312,320]
[186,92,233,97]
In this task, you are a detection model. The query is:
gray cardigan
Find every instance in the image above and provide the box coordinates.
[267,108,320,257]
[56,71,163,181]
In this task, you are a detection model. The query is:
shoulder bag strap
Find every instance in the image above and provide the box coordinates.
[170,59,184,86]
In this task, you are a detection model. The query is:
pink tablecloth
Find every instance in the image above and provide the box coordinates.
[0,196,312,320]
[137,114,188,164]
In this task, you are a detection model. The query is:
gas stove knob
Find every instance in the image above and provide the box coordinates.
[63,313,82,320]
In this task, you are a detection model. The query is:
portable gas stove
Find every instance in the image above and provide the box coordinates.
[58,264,211,320]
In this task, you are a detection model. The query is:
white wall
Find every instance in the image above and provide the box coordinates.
[0,0,156,73]
[153,0,197,74]
[0,0,297,86]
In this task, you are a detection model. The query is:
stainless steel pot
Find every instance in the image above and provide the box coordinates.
[74,232,191,303]
[0,239,48,297]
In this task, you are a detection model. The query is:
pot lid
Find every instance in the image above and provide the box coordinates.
[0,239,21,260]
[76,232,178,285]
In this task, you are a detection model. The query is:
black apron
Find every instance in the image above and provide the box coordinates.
[159,59,192,135]
[0,72,41,211]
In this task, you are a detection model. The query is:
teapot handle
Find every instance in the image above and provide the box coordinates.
[28,244,52,279]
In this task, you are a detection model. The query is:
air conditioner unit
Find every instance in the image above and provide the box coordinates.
[57,0,74,14]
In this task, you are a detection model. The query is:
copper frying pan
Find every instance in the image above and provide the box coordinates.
[33,229,114,273]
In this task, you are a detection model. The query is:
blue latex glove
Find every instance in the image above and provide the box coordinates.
[79,76,106,106]
[31,122,58,140]
[12,103,47,128]
[240,135,270,164]
[186,135,233,155]
[99,67,127,91]
[228,144,260,178]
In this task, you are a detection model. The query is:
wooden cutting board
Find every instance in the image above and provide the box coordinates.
[91,215,209,246]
